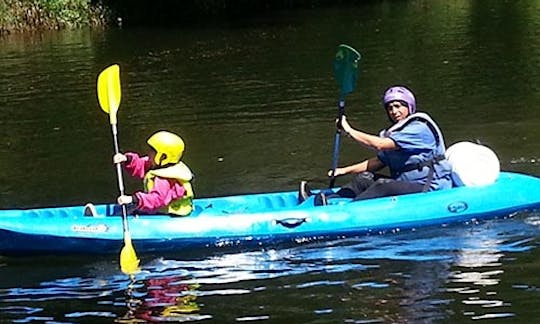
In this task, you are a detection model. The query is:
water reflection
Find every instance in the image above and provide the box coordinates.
[118,274,208,323]
[125,216,539,322]
[442,212,539,321]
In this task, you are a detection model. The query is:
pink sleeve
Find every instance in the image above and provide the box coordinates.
[134,177,187,213]
[124,152,151,179]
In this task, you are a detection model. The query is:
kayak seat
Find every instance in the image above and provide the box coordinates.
[195,201,250,216]
[195,194,297,215]
[258,195,297,210]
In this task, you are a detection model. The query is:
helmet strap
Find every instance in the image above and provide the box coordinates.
[158,154,167,166]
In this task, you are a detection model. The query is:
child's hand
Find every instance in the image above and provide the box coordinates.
[113,153,127,164]
[117,195,133,205]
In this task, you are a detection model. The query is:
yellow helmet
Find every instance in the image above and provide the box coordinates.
[147,131,185,166]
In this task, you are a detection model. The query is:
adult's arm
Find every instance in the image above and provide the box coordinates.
[331,156,385,177]
[341,116,397,151]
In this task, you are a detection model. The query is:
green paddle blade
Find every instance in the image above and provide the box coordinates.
[334,44,361,98]
[97,64,121,125]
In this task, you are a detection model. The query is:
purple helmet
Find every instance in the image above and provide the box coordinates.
[383,86,416,114]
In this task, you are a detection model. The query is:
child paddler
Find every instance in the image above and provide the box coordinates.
[114,131,194,216]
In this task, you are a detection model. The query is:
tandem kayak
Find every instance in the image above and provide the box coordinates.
[1,171,540,256]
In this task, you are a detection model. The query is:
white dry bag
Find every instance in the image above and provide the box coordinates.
[445,141,500,187]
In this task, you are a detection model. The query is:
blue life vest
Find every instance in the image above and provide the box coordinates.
[377,112,452,191]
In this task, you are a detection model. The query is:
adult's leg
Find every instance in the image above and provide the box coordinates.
[353,179,424,201]
[335,172,377,198]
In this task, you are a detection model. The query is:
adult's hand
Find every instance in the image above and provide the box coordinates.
[339,115,353,134]
[328,167,346,177]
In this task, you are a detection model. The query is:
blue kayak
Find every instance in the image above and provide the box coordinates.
[1,171,539,256]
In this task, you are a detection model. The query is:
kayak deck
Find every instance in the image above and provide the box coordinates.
[1,172,540,255]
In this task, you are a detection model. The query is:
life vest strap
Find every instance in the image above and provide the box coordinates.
[395,155,446,192]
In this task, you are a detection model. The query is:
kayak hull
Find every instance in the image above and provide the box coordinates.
[1,172,539,256]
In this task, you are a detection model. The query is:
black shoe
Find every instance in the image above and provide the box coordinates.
[298,180,313,203]
[314,192,328,206]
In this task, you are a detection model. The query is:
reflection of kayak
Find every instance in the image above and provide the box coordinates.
[1,171,539,256]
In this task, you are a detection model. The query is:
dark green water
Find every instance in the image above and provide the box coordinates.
[1,1,540,322]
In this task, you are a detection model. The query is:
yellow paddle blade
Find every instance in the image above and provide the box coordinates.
[120,232,140,275]
[97,64,121,125]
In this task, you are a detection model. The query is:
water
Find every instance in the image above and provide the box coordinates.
[2,215,540,322]
[1,1,540,322]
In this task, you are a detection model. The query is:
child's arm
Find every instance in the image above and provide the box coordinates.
[121,152,151,179]
[133,177,187,212]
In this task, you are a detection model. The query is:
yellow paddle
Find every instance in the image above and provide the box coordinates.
[97,64,140,275]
